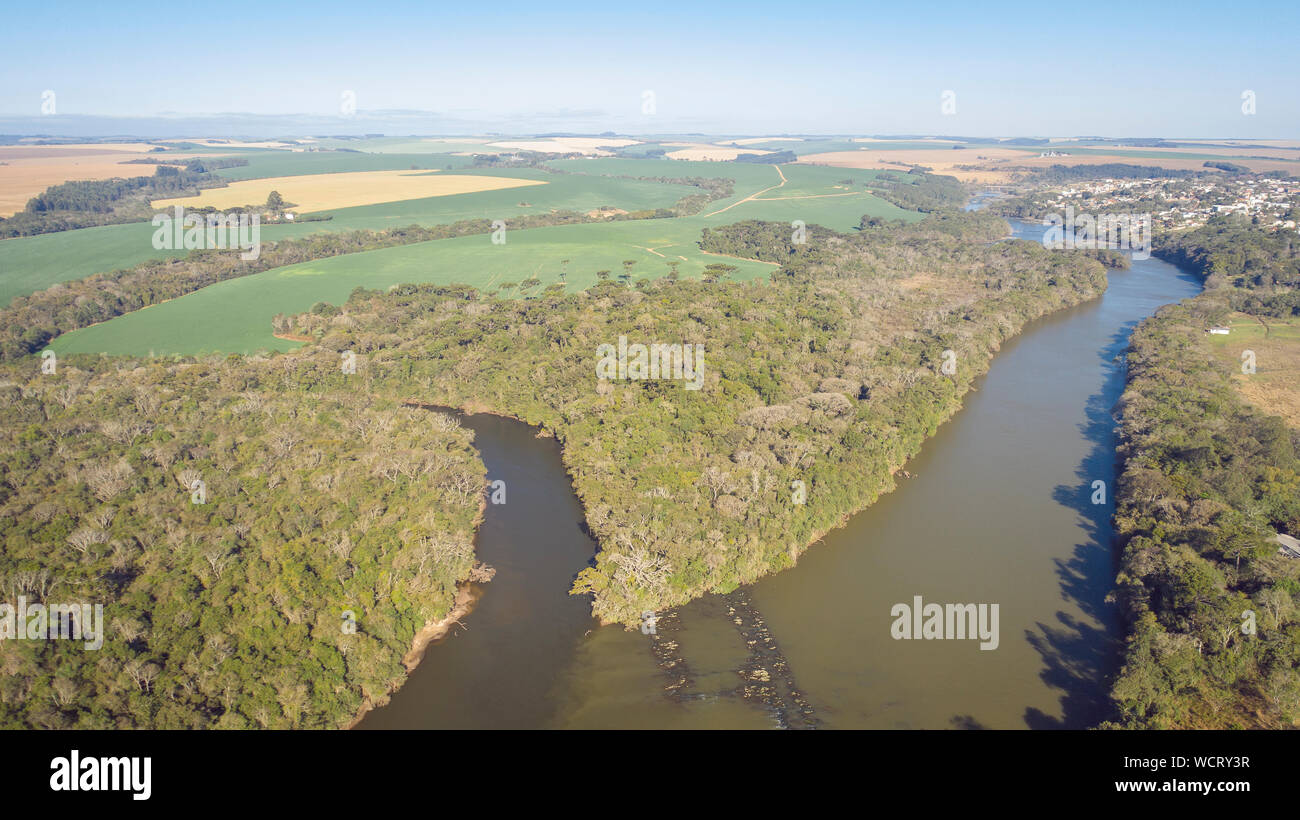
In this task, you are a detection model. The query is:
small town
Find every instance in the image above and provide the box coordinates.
[1023,174,1300,231]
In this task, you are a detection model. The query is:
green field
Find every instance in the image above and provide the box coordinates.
[0,156,901,306]
[306,137,494,154]
[212,150,477,180]
[0,162,699,305]
[49,219,778,356]
[51,162,916,356]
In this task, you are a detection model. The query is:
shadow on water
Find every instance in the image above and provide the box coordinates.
[1028,317,1138,728]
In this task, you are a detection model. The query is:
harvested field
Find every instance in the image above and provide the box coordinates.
[666,143,772,161]
[0,143,215,216]
[798,147,1026,183]
[151,169,547,213]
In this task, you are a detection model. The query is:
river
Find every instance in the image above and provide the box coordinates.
[359,212,1203,730]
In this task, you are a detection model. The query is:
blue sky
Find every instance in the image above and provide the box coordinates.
[1,0,1296,137]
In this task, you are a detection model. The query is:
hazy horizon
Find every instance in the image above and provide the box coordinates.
[1,112,1297,143]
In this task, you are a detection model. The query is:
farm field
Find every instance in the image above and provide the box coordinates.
[798,146,1033,183]
[0,164,700,303]
[50,163,915,356]
[0,142,224,216]
[49,218,777,356]
[211,149,477,180]
[151,169,547,213]
[664,143,771,161]
[1206,313,1300,429]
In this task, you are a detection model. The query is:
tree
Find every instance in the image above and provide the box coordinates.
[266,191,285,211]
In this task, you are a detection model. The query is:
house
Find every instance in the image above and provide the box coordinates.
[1208,327,1231,335]
[1277,533,1300,559]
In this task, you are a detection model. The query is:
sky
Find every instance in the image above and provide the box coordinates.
[0,0,1296,138]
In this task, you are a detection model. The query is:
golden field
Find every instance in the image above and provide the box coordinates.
[665,143,772,161]
[797,147,1027,183]
[151,169,547,213]
[0,142,213,217]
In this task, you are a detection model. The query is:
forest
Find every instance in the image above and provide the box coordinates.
[0,210,1115,727]
[0,353,488,728]
[861,170,968,213]
[280,212,1108,625]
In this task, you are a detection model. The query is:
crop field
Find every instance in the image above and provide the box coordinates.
[151,169,548,213]
[1207,313,1300,429]
[664,143,772,161]
[546,156,780,191]
[0,142,221,216]
[50,161,917,357]
[48,218,781,356]
[8,153,901,307]
[304,137,495,154]
[0,164,699,303]
[550,158,912,228]
[212,150,477,180]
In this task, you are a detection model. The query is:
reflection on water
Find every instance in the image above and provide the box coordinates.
[365,218,1203,730]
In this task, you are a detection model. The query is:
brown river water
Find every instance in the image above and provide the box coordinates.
[358,215,1203,730]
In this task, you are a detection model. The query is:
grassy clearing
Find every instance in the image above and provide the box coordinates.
[1206,312,1300,429]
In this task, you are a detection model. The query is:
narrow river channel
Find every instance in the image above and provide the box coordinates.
[360,213,1204,730]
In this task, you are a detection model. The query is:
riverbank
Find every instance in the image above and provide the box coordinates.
[344,464,494,730]
[738,221,1205,727]
[1109,220,1297,728]
[343,583,486,729]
